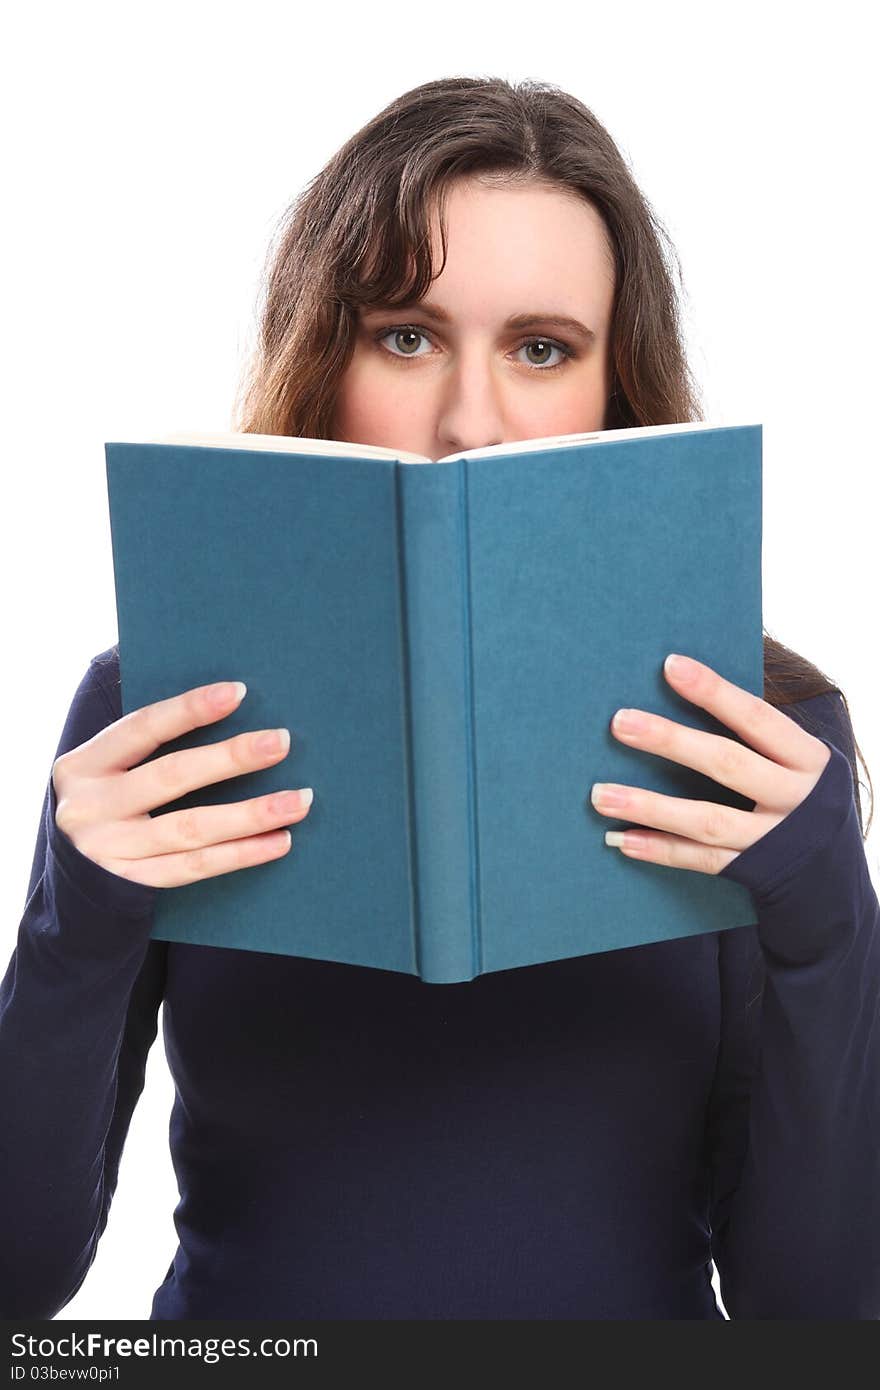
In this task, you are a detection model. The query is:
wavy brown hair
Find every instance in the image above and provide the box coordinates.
[233,75,872,838]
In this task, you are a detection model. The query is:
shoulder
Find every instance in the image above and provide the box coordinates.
[87,643,122,719]
[780,686,848,739]
[778,687,857,786]
[763,636,858,792]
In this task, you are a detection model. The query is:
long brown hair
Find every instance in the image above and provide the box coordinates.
[233,76,873,838]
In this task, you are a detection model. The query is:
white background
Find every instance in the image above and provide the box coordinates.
[2,0,877,1322]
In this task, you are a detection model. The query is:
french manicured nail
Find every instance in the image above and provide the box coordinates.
[211,681,247,706]
[665,653,697,679]
[612,709,647,735]
[606,830,648,852]
[256,728,290,755]
[274,788,313,814]
[591,782,628,809]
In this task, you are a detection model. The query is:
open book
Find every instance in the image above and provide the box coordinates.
[104,421,763,983]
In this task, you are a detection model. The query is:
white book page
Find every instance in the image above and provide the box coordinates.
[141,419,757,463]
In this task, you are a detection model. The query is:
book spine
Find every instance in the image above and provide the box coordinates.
[397,460,479,984]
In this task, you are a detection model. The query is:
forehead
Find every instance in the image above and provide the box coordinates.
[423,177,615,315]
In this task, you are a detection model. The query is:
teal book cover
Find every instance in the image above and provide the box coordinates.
[104,421,763,984]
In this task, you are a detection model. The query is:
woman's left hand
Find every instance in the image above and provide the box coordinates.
[590,652,832,875]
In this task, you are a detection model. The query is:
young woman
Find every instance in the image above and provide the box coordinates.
[2,76,878,1321]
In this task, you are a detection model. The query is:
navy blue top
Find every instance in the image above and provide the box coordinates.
[2,646,879,1319]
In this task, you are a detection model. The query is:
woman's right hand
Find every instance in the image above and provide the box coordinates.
[51,680,313,888]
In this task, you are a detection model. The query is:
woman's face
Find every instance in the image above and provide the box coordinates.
[330,177,616,460]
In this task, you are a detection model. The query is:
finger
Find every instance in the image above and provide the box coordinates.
[62,681,250,777]
[107,725,292,821]
[612,710,801,810]
[102,827,293,890]
[663,654,829,773]
[608,828,739,876]
[592,784,782,850]
[94,788,313,859]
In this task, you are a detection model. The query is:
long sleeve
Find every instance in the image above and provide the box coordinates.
[708,690,880,1318]
[0,656,166,1318]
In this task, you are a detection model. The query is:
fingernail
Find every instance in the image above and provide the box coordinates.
[211,681,247,706]
[612,709,647,735]
[274,787,313,813]
[665,654,697,679]
[256,728,290,755]
[592,782,628,809]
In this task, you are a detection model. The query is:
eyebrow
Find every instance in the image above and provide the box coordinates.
[362,300,596,345]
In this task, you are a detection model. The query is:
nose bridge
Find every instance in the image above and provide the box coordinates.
[455,330,500,398]
[439,330,505,443]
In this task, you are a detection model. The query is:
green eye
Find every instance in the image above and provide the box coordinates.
[519,339,569,369]
[374,324,575,372]
[375,326,430,357]
[391,328,425,355]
